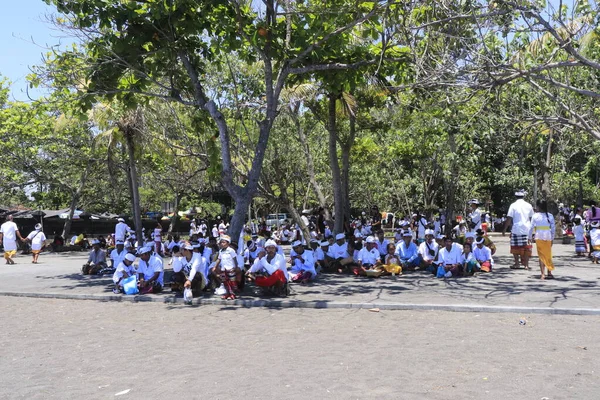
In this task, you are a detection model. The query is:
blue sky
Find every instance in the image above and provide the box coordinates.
[0,0,73,101]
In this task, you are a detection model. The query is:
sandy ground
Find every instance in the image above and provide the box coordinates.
[0,297,598,400]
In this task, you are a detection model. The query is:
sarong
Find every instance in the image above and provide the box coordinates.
[575,239,586,253]
[383,264,402,274]
[4,250,17,260]
[255,269,286,287]
[510,234,532,256]
[536,240,554,271]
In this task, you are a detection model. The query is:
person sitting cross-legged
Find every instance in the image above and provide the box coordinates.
[395,229,421,271]
[473,236,494,272]
[288,240,316,283]
[82,239,108,275]
[246,240,288,296]
[353,236,382,277]
[112,253,137,294]
[418,229,439,273]
[137,246,164,294]
[436,236,463,278]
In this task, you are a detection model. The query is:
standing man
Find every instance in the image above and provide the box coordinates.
[1,215,24,264]
[503,190,534,270]
[114,217,132,243]
[468,199,482,232]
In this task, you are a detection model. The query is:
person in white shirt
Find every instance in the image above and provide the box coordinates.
[289,241,316,283]
[114,218,133,242]
[199,221,208,237]
[214,235,241,300]
[112,253,136,293]
[184,245,209,296]
[473,237,493,272]
[109,240,128,269]
[459,242,479,276]
[375,230,389,255]
[247,239,288,296]
[153,223,163,256]
[468,199,482,232]
[212,225,219,238]
[330,233,353,272]
[353,236,382,276]
[437,237,463,278]
[137,246,164,294]
[0,215,23,265]
[530,199,556,280]
[418,229,439,273]
[503,190,534,270]
[413,213,429,243]
[243,241,261,267]
[25,223,46,264]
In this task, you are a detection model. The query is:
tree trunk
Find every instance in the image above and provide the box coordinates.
[125,132,143,244]
[168,193,180,233]
[444,131,458,236]
[61,141,95,239]
[228,191,250,244]
[326,93,345,234]
[294,110,331,221]
[540,128,555,212]
[340,112,356,229]
[286,201,311,243]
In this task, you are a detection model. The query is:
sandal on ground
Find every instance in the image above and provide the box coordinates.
[509,264,521,269]
[546,274,555,280]
[523,266,531,270]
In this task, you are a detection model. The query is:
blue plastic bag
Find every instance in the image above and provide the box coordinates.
[122,275,138,295]
[436,265,446,278]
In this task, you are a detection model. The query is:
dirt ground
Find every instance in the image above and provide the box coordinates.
[0,297,598,400]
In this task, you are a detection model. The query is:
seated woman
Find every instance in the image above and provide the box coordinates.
[382,242,402,275]
[112,253,136,293]
[473,237,494,272]
[353,236,382,277]
[288,241,316,283]
[460,242,479,276]
[395,229,420,270]
[246,239,288,296]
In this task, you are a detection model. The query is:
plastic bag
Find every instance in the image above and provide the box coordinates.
[122,275,138,295]
[215,283,227,295]
[183,288,193,304]
[436,265,446,278]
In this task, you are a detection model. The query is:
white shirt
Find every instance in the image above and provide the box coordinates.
[591,228,600,247]
[438,244,463,265]
[112,261,135,284]
[507,199,534,236]
[375,238,390,255]
[357,247,380,265]
[469,208,482,231]
[114,222,131,241]
[249,253,288,281]
[530,212,555,241]
[290,250,316,277]
[110,248,128,268]
[314,247,326,261]
[416,217,428,239]
[330,242,349,259]
[26,230,46,251]
[418,240,439,262]
[138,255,164,286]
[189,253,208,285]
[1,221,19,251]
[212,227,219,237]
[473,245,493,265]
[218,247,238,270]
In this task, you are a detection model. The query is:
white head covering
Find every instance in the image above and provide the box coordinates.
[365,236,376,244]
[335,233,345,240]
[219,235,231,243]
[116,240,124,245]
[402,230,413,237]
[291,240,303,247]
[117,217,125,222]
[264,239,277,248]
[320,241,329,247]
[465,232,475,239]
[34,223,42,230]
[424,229,434,236]
[137,246,152,255]
[515,189,526,197]
[124,253,136,262]
[354,232,363,238]
[475,237,485,245]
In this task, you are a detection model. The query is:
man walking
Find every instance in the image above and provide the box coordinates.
[0,215,24,265]
[503,190,534,270]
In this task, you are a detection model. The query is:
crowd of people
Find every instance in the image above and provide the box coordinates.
[3,189,598,297]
